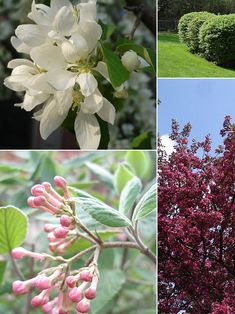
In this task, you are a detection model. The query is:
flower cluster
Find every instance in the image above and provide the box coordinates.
[158,117,235,313]
[11,176,100,313]
[4,0,125,149]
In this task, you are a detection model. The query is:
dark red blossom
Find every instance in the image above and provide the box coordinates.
[158,117,235,314]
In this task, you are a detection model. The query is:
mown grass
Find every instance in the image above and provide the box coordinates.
[158,32,235,77]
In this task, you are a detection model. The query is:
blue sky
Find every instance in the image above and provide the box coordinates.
[158,79,235,149]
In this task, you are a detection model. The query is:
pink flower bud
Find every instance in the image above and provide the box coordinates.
[31,293,49,307]
[35,276,51,290]
[85,287,96,300]
[54,226,69,238]
[54,176,67,190]
[79,271,93,282]
[12,280,28,295]
[44,224,58,233]
[31,184,45,196]
[34,196,47,207]
[11,247,27,259]
[69,287,83,302]
[60,215,72,227]
[54,176,70,199]
[66,276,77,288]
[76,299,90,313]
[42,182,63,201]
[27,196,37,208]
[42,297,58,313]
[48,232,58,242]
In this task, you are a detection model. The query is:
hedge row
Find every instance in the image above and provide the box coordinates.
[178,12,235,67]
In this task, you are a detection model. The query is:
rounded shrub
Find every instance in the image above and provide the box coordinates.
[178,12,200,43]
[199,14,235,67]
[187,12,215,53]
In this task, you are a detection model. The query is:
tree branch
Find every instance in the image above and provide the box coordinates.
[124,0,156,36]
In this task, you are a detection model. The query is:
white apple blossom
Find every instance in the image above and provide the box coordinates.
[4,0,119,149]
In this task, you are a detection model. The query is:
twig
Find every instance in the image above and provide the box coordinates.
[9,252,25,281]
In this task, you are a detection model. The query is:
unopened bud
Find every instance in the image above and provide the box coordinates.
[31,292,49,307]
[69,287,83,302]
[31,184,45,196]
[66,276,77,288]
[12,280,28,295]
[76,299,90,313]
[54,176,70,199]
[85,287,96,300]
[60,215,72,227]
[121,50,140,72]
[79,271,93,282]
[12,247,27,259]
[53,226,69,238]
[35,276,51,291]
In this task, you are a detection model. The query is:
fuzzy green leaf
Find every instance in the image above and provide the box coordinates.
[132,183,156,221]
[0,206,28,254]
[119,177,142,214]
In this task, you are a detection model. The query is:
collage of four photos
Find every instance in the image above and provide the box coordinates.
[0,0,234,313]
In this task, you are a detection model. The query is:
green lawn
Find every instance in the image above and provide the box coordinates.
[158,32,235,77]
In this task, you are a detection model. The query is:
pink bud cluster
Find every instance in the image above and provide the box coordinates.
[11,249,99,314]
[27,176,70,215]
[44,214,76,254]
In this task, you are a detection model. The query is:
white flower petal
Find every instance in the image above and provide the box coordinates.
[71,33,89,58]
[80,88,103,114]
[30,45,66,69]
[28,0,52,25]
[11,36,31,54]
[61,41,79,63]
[53,6,77,36]
[97,98,116,125]
[50,0,72,12]
[26,73,54,94]
[54,88,73,115]
[8,59,34,69]
[15,24,48,47]
[74,112,101,149]
[39,96,69,140]
[17,93,49,111]
[93,61,110,82]
[78,21,102,53]
[46,69,76,91]
[12,65,36,76]
[4,76,27,92]
[78,2,97,23]
[77,72,97,97]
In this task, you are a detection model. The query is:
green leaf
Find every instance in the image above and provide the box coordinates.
[130,132,153,149]
[91,269,125,314]
[77,198,131,227]
[114,164,135,193]
[0,206,28,254]
[119,177,142,215]
[116,42,156,72]
[99,20,115,41]
[64,152,109,168]
[100,42,129,88]
[125,151,149,179]
[86,162,114,188]
[132,183,156,221]
[0,261,6,285]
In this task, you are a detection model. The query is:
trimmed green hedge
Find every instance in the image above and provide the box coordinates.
[199,14,235,66]
[178,12,201,44]
[187,12,215,53]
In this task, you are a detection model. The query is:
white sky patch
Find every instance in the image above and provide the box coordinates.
[160,135,175,156]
